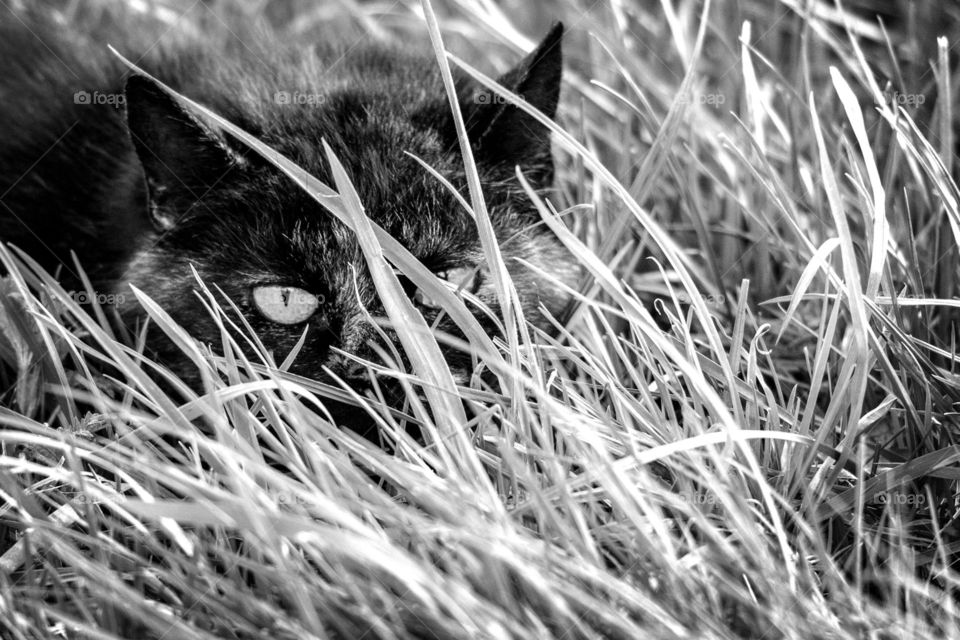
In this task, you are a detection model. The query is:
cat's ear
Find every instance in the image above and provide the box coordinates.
[467,22,563,184]
[123,74,242,230]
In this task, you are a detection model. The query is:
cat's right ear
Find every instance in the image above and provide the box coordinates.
[461,22,563,187]
[123,74,240,230]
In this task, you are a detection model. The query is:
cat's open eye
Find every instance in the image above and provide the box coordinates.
[413,267,480,309]
[252,285,320,324]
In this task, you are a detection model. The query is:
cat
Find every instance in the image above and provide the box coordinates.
[0,4,578,428]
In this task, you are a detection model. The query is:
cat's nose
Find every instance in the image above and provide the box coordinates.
[337,311,375,355]
[324,352,370,381]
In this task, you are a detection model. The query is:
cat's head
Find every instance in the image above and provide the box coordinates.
[117,23,577,409]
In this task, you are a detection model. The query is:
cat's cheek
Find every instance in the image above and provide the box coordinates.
[113,246,164,318]
[504,237,582,329]
[113,246,209,333]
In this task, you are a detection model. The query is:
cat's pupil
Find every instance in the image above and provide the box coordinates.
[252,285,319,325]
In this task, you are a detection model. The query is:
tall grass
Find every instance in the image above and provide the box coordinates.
[1,0,959,638]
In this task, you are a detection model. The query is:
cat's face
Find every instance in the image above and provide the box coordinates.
[117,24,577,408]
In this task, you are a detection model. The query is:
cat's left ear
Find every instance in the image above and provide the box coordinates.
[124,74,244,230]
[467,22,563,185]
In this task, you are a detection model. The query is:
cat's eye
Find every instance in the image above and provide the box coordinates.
[413,267,480,309]
[252,286,320,324]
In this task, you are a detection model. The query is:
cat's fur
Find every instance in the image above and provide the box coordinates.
[0,5,576,422]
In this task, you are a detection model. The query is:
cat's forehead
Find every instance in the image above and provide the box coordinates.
[282,173,476,264]
[266,94,448,169]
[218,151,476,277]
[256,92,470,227]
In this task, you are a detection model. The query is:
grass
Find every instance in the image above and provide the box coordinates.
[1,0,960,638]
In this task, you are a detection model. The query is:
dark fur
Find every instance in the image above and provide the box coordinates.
[0,6,577,421]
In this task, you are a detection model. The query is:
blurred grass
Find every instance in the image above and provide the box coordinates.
[1,0,960,638]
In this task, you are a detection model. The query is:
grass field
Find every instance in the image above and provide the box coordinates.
[1,0,959,638]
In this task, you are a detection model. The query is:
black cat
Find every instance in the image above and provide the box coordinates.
[0,5,577,418]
